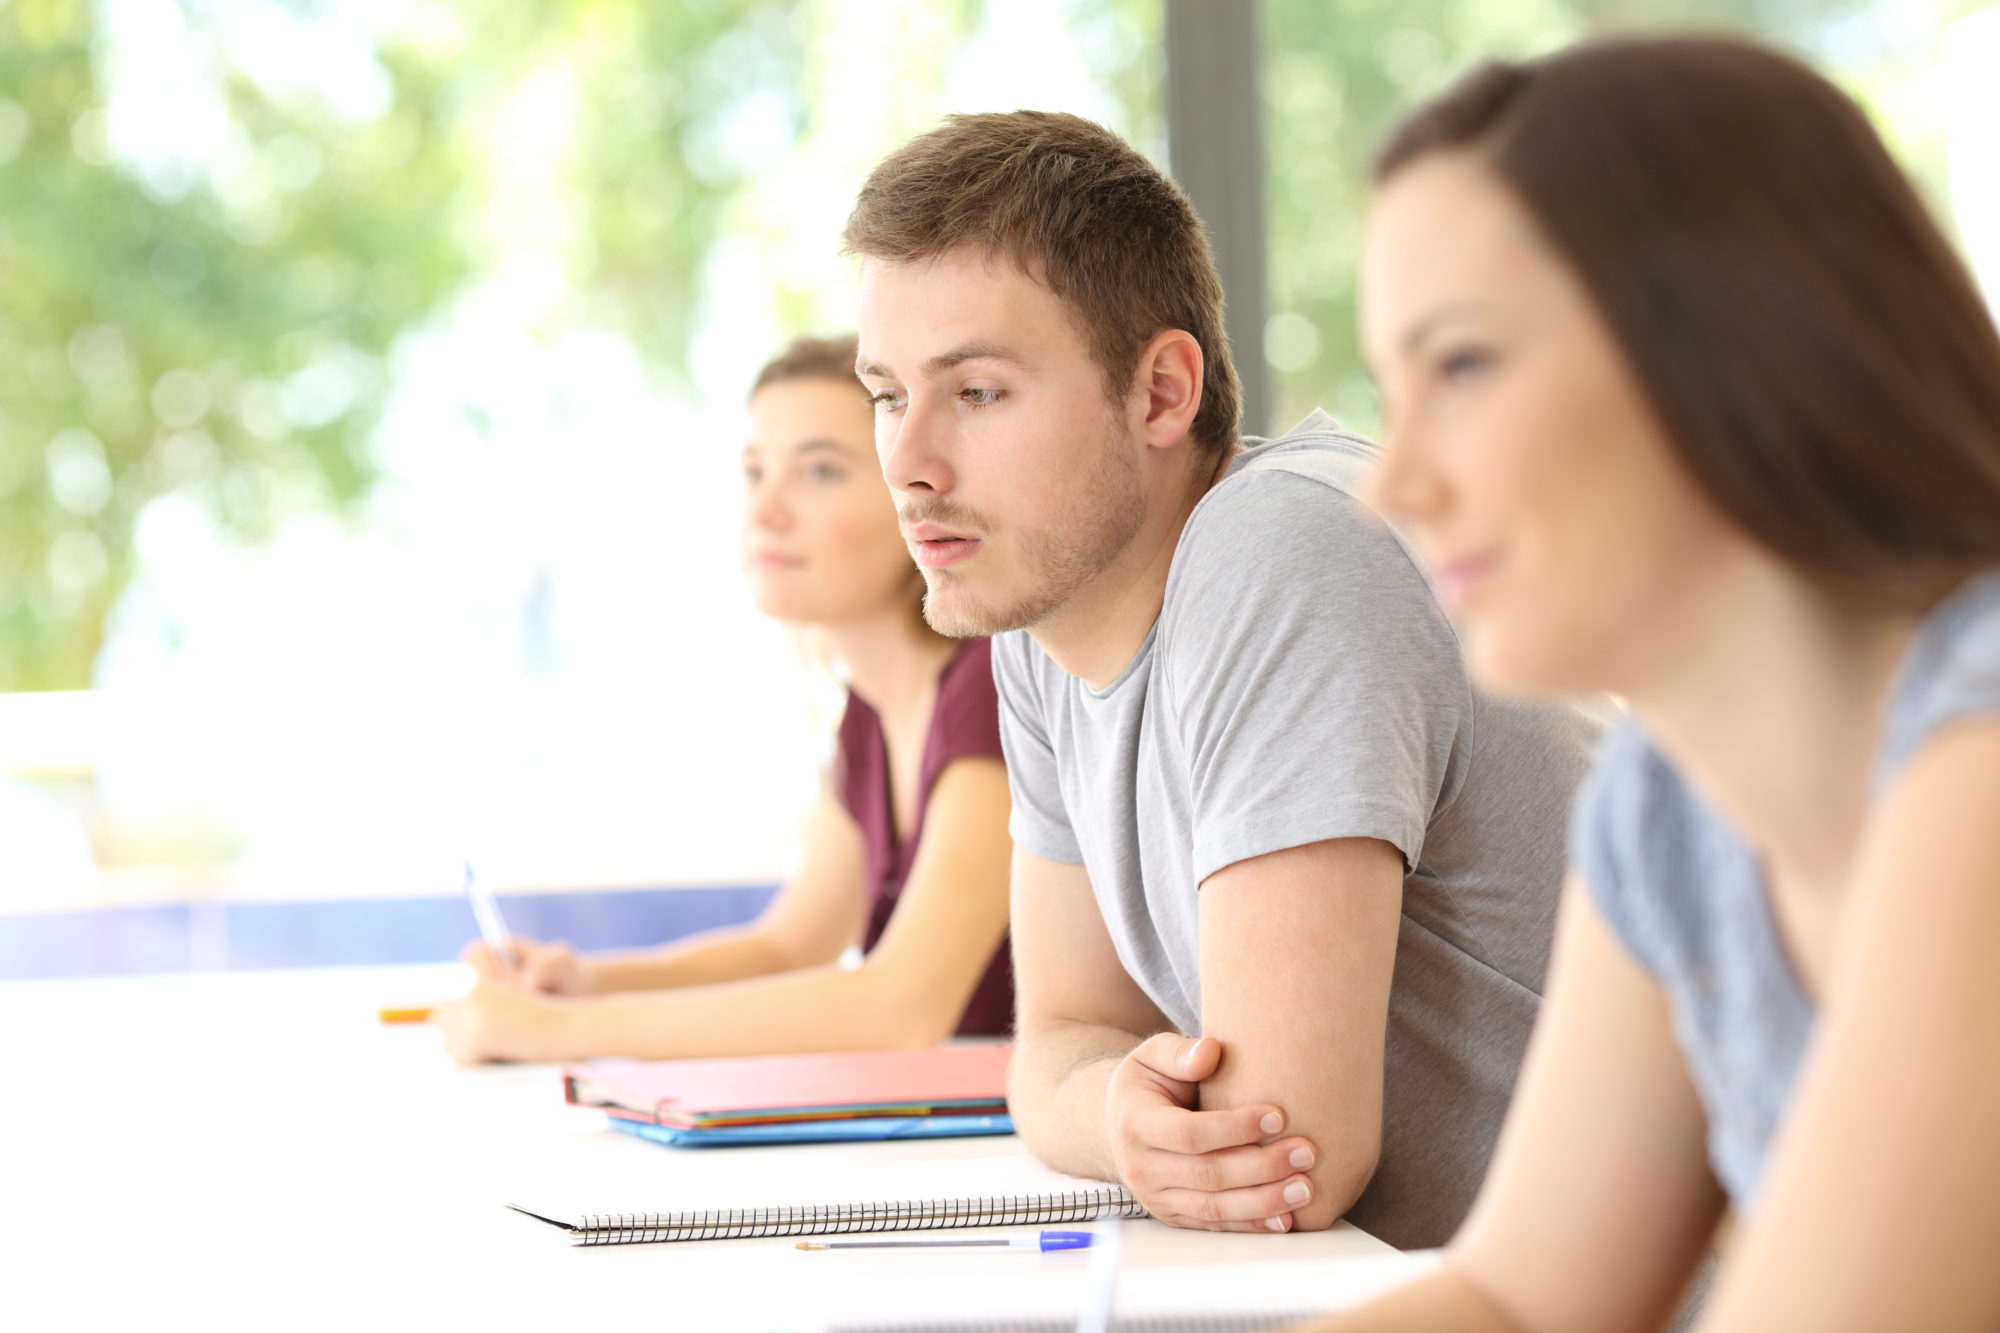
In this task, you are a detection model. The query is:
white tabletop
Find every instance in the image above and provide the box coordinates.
[0,964,1428,1331]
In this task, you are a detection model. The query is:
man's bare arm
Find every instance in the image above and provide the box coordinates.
[1010,846,1318,1229]
[1198,836,1407,1231]
[1006,847,1170,1181]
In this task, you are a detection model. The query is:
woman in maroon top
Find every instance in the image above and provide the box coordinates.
[435,335,1014,1063]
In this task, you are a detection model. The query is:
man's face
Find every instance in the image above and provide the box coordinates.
[856,248,1148,638]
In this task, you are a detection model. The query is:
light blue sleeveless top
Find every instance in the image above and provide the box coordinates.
[1571,570,2000,1208]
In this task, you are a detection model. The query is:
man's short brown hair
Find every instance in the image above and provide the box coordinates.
[841,111,1240,458]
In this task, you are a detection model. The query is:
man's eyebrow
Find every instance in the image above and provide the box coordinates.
[922,341,1023,377]
[1401,301,1489,355]
[855,343,1025,382]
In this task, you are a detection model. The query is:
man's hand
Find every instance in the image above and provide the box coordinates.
[1106,1034,1318,1233]
[460,936,588,995]
[430,982,571,1065]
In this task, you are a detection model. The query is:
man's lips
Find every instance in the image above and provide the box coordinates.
[747,550,805,569]
[902,521,983,570]
[909,535,982,570]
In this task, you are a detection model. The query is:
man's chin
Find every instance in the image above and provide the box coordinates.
[920,577,1034,638]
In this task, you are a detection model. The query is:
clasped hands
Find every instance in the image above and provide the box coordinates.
[1106,1034,1317,1233]
[429,936,587,1065]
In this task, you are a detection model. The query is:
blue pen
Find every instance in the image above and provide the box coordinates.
[795,1230,1095,1253]
[463,859,518,971]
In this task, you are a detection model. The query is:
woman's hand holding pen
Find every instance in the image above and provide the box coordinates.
[461,936,589,995]
[430,981,575,1065]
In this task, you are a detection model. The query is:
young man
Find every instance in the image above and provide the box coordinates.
[843,111,1599,1250]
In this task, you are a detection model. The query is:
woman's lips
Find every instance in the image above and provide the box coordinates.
[1432,553,1497,610]
[747,551,805,569]
[912,536,982,569]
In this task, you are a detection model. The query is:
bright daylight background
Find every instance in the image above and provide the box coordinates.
[2,0,1996,975]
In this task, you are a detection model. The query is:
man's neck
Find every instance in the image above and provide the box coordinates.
[1030,449,1233,691]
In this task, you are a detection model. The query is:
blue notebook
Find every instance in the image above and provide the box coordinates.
[608,1112,1014,1148]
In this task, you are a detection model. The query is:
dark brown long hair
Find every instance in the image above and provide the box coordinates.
[750,332,862,401]
[1376,35,2000,606]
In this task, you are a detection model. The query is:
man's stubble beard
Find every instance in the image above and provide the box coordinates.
[917,423,1149,639]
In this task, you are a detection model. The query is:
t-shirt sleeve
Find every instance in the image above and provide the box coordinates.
[1163,471,1472,884]
[930,638,1006,766]
[1568,718,1668,978]
[1882,570,2000,776]
[990,630,1086,865]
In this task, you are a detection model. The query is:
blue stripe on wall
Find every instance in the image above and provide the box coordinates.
[0,883,780,980]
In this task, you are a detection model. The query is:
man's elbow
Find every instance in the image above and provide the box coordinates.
[1289,1140,1380,1233]
[1003,1044,1057,1141]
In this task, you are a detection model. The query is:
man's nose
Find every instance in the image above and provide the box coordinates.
[880,396,953,497]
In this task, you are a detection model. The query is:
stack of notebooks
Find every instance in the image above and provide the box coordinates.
[565,1043,1016,1147]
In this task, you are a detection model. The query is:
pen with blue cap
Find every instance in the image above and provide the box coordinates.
[795,1230,1096,1253]
[464,858,518,971]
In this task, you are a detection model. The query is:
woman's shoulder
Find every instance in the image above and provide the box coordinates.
[1880,569,2000,783]
[1570,716,1726,974]
[930,637,1004,765]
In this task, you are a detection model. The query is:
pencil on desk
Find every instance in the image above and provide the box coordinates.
[378,1006,435,1024]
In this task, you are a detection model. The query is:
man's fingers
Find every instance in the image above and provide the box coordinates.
[1148,1174,1314,1227]
[1128,1032,1225,1083]
[1149,1214,1295,1235]
[1125,1095,1284,1156]
[1125,1137,1314,1195]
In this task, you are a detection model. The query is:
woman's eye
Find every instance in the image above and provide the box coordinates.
[1438,347,1494,382]
[867,389,906,412]
[805,462,843,483]
[742,465,763,485]
[961,388,1003,408]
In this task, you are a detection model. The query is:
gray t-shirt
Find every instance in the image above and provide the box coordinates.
[1574,568,2000,1210]
[995,411,1603,1249]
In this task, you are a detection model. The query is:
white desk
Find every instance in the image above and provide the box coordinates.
[0,965,1427,1331]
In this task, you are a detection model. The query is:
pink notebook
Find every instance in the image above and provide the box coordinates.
[564,1043,1012,1128]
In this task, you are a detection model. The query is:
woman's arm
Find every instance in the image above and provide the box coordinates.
[434,757,1012,1063]
[1309,876,1726,1333]
[1695,719,2000,1332]
[572,785,872,994]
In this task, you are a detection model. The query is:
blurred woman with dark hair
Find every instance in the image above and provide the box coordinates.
[433,334,1015,1063]
[1317,34,2000,1332]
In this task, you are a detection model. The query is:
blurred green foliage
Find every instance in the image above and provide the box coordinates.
[0,0,847,691]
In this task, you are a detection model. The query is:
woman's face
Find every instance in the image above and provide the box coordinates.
[740,375,918,627]
[1360,152,1739,697]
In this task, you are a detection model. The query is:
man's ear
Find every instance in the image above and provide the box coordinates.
[1133,328,1204,453]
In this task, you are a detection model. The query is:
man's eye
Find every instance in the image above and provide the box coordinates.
[868,389,906,411]
[742,465,762,484]
[805,463,843,483]
[962,388,1003,408]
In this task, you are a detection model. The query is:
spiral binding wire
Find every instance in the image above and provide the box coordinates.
[567,1187,1145,1246]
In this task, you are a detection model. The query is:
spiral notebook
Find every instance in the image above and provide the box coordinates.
[507,1183,1144,1246]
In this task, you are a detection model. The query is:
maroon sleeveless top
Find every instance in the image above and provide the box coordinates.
[834,637,1014,1036]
